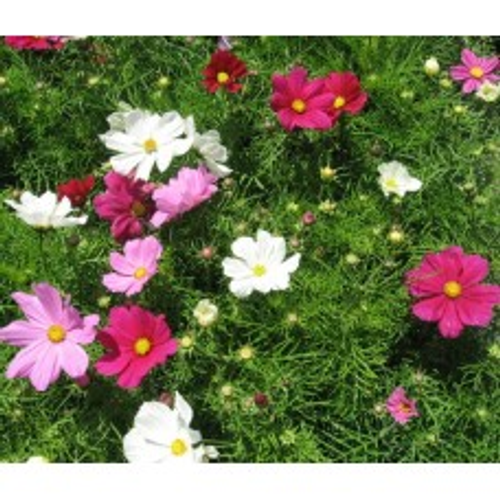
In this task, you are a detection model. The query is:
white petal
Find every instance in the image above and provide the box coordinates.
[281,253,301,274]
[134,154,156,181]
[229,277,255,298]
[405,177,422,192]
[174,391,194,426]
[155,146,174,173]
[222,257,252,279]
[231,237,258,264]
[123,428,169,463]
[100,130,141,154]
[133,402,178,446]
[110,152,145,176]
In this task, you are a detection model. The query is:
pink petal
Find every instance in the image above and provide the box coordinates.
[458,254,489,287]
[11,291,51,326]
[103,272,137,294]
[412,295,447,322]
[6,340,47,379]
[462,79,481,94]
[438,301,465,339]
[70,314,99,344]
[29,342,61,391]
[461,49,480,68]
[59,342,89,379]
[450,66,470,81]
[0,320,46,347]
[33,283,64,324]
[109,251,135,275]
[480,57,499,74]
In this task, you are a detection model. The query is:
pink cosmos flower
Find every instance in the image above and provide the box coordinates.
[93,171,156,243]
[5,36,66,51]
[95,305,177,389]
[270,67,334,132]
[323,72,368,123]
[386,387,419,425]
[151,166,218,228]
[450,49,499,94]
[102,236,163,296]
[0,283,99,391]
[406,246,500,339]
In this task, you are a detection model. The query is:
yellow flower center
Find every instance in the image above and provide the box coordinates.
[398,402,412,414]
[443,281,462,299]
[170,438,188,457]
[291,99,306,114]
[333,96,346,109]
[47,324,66,343]
[131,201,146,218]
[143,138,158,154]
[384,178,399,190]
[217,71,230,84]
[469,66,484,79]
[134,267,148,279]
[253,264,267,277]
[134,337,152,356]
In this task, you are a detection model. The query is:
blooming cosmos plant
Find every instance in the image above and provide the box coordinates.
[449,48,499,94]
[102,236,163,297]
[222,230,301,298]
[123,392,219,463]
[151,166,218,228]
[323,72,368,123]
[386,387,419,425]
[57,175,95,208]
[377,161,422,198]
[5,36,67,51]
[4,191,88,229]
[271,66,333,131]
[99,109,194,181]
[406,246,500,339]
[202,50,248,93]
[95,305,177,389]
[0,283,99,391]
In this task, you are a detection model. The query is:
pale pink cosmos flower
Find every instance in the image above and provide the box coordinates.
[449,49,499,94]
[0,283,99,391]
[151,166,218,228]
[102,236,163,296]
[386,387,419,425]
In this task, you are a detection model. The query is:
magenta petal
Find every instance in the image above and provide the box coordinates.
[0,320,46,347]
[462,49,480,68]
[455,297,494,328]
[480,57,499,74]
[462,79,481,94]
[116,361,152,389]
[438,301,464,339]
[287,67,308,96]
[344,93,368,114]
[59,343,89,379]
[95,351,132,377]
[463,284,500,304]
[301,110,332,130]
[412,295,447,322]
[450,66,470,81]
[459,254,489,287]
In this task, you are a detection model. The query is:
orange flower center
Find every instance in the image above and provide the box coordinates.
[131,201,146,218]
[333,96,346,109]
[398,402,412,414]
[217,72,230,84]
[443,281,462,299]
[291,99,306,114]
[143,138,158,154]
[47,324,66,343]
[134,267,148,279]
[469,66,484,79]
[134,337,152,356]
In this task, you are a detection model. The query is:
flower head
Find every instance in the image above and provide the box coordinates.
[5,36,66,51]
[323,71,368,123]
[386,387,419,425]
[0,283,99,391]
[57,175,95,208]
[192,129,232,178]
[270,67,333,131]
[193,299,219,327]
[4,191,88,229]
[99,109,194,181]
[450,49,499,94]
[95,305,177,389]
[405,246,500,339]
[476,81,500,102]
[222,230,301,298]
[377,161,422,198]
[102,236,163,297]
[151,166,218,228]
[123,391,219,463]
[424,57,440,77]
[93,171,156,243]
[202,50,248,93]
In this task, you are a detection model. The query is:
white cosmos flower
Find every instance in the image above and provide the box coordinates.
[222,230,301,298]
[4,191,88,229]
[185,118,232,178]
[476,81,500,103]
[377,161,422,198]
[193,299,219,327]
[123,391,218,463]
[99,109,194,181]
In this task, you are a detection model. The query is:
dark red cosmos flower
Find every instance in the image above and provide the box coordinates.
[202,50,249,93]
[5,36,67,51]
[323,72,368,123]
[57,175,95,208]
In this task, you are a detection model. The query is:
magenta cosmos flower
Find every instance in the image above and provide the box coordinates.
[0,283,99,391]
[102,236,163,296]
[450,49,499,94]
[94,171,156,243]
[323,72,368,123]
[95,305,177,389]
[386,387,419,425]
[5,36,67,51]
[270,67,334,132]
[151,166,218,228]
[406,246,500,339]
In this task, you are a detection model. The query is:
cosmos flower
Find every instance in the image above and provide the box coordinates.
[449,49,499,94]
[193,299,218,327]
[202,50,248,93]
[5,36,66,50]
[377,161,422,198]
[386,387,419,425]
[57,175,95,208]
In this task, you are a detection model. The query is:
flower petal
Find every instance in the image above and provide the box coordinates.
[59,343,89,379]
[438,301,464,339]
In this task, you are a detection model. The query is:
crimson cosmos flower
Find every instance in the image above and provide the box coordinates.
[202,50,249,93]
[57,175,95,208]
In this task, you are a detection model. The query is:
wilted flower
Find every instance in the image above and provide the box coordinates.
[377,161,422,198]
[193,299,219,327]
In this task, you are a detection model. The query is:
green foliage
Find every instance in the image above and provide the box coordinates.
[0,36,499,463]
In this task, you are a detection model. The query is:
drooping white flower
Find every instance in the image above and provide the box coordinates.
[476,81,500,103]
[185,118,232,178]
[4,191,88,228]
[99,109,194,181]
[123,391,218,463]
[377,161,422,198]
[193,299,219,327]
[424,57,440,77]
[222,230,301,298]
